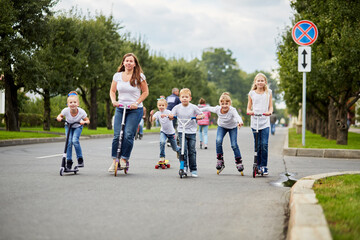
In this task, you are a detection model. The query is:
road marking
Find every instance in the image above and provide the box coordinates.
[37,154,63,159]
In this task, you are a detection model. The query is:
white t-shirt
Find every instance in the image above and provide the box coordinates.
[201,106,243,129]
[61,107,87,128]
[171,103,202,134]
[113,72,145,107]
[153,109,175,135]
[248,89,272,130]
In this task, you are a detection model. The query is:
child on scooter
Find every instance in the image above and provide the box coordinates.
[150,98,180,166]
[200,92,244,174]
[169,88,204,178]
[246,73,273,175]
[56,91,90,170]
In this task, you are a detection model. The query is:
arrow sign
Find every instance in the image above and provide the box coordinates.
[298,46,311,72]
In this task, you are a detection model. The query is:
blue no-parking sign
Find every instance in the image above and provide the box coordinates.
[292,20,318,46]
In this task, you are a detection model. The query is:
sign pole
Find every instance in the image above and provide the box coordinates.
[302,72,306,146]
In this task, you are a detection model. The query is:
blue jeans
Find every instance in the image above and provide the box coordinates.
[65,126,83,161]
[252,127,269,168]
[216,126,241,158]
[160,132,180,158]
[178,133,197,171]
[271,123,276,135]
[111,107,143,160]
[198,125,209,144]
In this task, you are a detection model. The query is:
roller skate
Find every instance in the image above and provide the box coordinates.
[216,154,225,175]
[155,157,170,169]
[235,157,244,176]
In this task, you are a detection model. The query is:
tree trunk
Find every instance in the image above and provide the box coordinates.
[328,98,337,140]
[106,99,113,130]
[321,118,328,138]
[336,104,348,145]
[315,115,322,135]
[43,89,51,131]
[89,86,97,130]
[4,70,20,131]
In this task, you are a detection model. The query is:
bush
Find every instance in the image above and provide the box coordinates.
[0,114,5,127]
[19,113,43,127]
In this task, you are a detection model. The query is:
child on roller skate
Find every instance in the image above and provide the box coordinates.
[169,88,204,178]
[57,91,90,170]
[200,92,244,174]
[150,97,180,167]
[246,73,273,175]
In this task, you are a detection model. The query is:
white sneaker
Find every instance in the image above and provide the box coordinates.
[191,171,198,178]
[184,167,188,173]
[108,162,115,172]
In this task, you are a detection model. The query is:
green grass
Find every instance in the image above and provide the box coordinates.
[313,175,360,240]
[0,131,61,140]
[0,126,161,140]
[288,128,360,149]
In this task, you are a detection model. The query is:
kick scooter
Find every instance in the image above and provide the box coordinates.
[59,120,86,176]
[114,104,131,177]
[250,113,264,178]
[175,116,197,178]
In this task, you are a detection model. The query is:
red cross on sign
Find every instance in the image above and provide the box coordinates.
[292,20,318,46]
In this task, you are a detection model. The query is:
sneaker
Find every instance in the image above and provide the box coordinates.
[120,159,128,169]
[204,145,208,149]
[263,167,269,175]
[77,158,84,168]
[257,167,262,174]
[191,171,198,178]
[66,160,73,170]
[167,142,171,147]
[108,162,115,172]
[184,167,188,173]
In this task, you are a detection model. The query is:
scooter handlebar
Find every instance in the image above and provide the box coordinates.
[173,116,197,120]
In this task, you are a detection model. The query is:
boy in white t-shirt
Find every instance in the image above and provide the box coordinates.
[169,88,204,178]
[56,91,90,170]
[150,98,180,166]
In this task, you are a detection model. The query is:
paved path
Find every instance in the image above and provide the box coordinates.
[0,127,359,240]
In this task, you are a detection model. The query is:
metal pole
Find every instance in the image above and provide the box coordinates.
[302,72,306,146]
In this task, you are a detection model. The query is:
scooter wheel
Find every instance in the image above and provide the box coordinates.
[114,162,118,177]
[60,167,64,176]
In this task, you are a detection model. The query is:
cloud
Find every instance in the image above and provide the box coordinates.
[54,0,293,73]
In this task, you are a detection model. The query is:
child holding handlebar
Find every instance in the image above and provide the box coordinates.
[247,73,273,175]
[57,91,90,170]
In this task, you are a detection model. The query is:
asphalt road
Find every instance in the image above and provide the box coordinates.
[0,127,359,240]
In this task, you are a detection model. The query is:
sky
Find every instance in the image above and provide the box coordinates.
[52,0,295,74]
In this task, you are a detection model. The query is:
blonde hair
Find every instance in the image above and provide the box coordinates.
[219,92,232,105]
[157,98,168,106]
[179,88,191,97]
[251,73,269,94]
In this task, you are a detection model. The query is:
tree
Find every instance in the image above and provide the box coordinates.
[0,0,55,131]
[278,0,360,145]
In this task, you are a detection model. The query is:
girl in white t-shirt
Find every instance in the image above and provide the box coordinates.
[200,92,244,174]
[150,98,180,166]
[56,91,90,170]
[247,73,273,176]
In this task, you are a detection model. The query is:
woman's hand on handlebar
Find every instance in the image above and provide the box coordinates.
[130,102,138,110]
[112,101,119,107]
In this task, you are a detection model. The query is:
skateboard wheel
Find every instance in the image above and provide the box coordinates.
[155,165,159,169]
[167,164,170,168]
[161,164,166,169]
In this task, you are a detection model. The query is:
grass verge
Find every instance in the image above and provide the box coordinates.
[313,174,360,240]
[0,131,61,140]
[288,128,360,149]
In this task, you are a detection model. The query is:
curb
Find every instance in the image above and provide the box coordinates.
[287,171,360,240]
[283,129,360,159]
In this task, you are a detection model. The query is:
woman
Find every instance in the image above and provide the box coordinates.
[108,53,149,172]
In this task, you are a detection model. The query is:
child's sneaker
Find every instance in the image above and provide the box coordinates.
[120,159,128,169]
[108,162,115,172]
[257,167,262,174]
[66,160,73,170]
[263,167,269,175]
[191,171,198,178]
[204,145,208,149]
[77,158,84,167]
[184,167,188,173]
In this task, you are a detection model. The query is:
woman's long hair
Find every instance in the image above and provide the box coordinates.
[117,53,144,87]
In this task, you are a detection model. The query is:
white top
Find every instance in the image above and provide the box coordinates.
[113,72,145,107]
[171,103,202,134]
[61,107,87,128]
[249,89,272,130]
[153,109,175,135]
[201,106,243,129]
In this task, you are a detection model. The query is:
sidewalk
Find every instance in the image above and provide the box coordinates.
[283,128,360,159]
